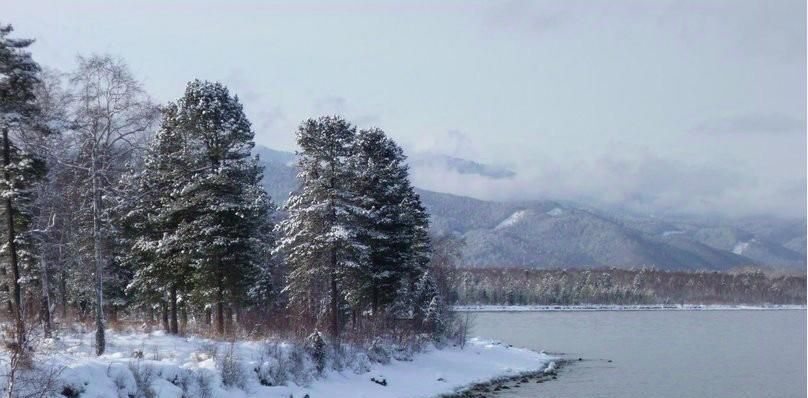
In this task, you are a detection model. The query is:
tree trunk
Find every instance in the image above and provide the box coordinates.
[169,285,178,334]
[215,301,224,335]
[40,250,51,338]
[3,127,25,351]
[147,305,154,326]
[161,301,169,332]
[215,266,224,335]
[234,302,241,327]
[330,261,339,342]
[225,305,234,336]
[371,286,378,318]
[1,267,12,317]
[59,260,68,321]
[91,153,105,355]
[180,305,188,335]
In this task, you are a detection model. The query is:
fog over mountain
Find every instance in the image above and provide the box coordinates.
[256,146,806,271]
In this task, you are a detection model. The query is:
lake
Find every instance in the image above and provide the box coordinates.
[471,310,806,398]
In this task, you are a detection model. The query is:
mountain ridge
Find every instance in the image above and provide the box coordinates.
[254,145,806,271]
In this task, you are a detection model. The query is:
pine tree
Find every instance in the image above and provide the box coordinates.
[414,270,449,336]
[0,23,48,350]
[276,116,366,340]
[351,128,431,315]
[171,80,272,335]
[424,295,445,338]
[116,103,189,333]
[120,81,273,336]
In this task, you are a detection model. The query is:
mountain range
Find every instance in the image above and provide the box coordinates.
[254,146,806,271]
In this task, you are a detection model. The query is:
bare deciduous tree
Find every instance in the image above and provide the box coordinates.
[60,55,158,355]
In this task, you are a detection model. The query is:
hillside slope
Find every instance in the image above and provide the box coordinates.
[255,146,805,270]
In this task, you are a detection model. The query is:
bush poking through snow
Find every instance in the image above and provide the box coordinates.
[258,342,290,386]
[216,343,248,390]
[193,370,216,398]
[367,338,391,364]
[351,352,371,374]
[305,331,327,374]
[287,343,312,386]
[199,341,218,361]
[128,360,157,398]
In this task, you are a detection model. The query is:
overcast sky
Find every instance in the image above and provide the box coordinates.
[5,0,806,219]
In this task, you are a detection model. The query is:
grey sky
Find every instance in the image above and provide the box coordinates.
[5,0,806,218]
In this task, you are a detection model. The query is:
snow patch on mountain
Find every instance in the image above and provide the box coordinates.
[495,210,530,230]
[732,240,754,255]
[547,207,564,217]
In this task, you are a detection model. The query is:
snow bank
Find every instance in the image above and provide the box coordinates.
[7,331,553,398]
[454,304,807,312]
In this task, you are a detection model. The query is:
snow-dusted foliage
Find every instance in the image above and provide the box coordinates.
[275,116,367,337]
[304,330,327,373]
[275,117,440,340]
[0,23,48,351]
[0,27,457,398]
[351,128,432,315]
[120,80,274,335]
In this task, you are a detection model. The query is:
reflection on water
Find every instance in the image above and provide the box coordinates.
[472,310,807,398]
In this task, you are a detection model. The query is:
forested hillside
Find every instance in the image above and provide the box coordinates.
[451,268,806,306]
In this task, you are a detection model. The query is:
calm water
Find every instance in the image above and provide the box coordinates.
[472,310,806,398]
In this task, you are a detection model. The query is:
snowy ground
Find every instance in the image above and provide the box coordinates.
[4,330,554,398]
[454,304,806,312]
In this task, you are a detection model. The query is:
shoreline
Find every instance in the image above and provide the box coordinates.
[453,304,807,312]
[13,331,554,398]
[440,359,568,398]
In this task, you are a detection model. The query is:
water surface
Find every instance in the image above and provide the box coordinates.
[472,310,806,398]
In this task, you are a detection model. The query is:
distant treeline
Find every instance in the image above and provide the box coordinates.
[451,268,807,306]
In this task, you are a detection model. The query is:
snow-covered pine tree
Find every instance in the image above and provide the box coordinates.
[351,128,431,316]
[275,116,367,340]
[171,80,272,335]
[0,23,48,350]
[115,102,191,334]
[424,295,445,338]
[414,270,444,333]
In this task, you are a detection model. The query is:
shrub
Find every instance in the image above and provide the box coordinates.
[350,352,371,374]
[287,343,313,385]
[366,338,391,364]
[216,343,248,390]
[305,331,327,374]
[128,360,156,398]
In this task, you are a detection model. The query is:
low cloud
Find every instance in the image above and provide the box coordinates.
[691,113,805,135]
[409,152,805,219]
